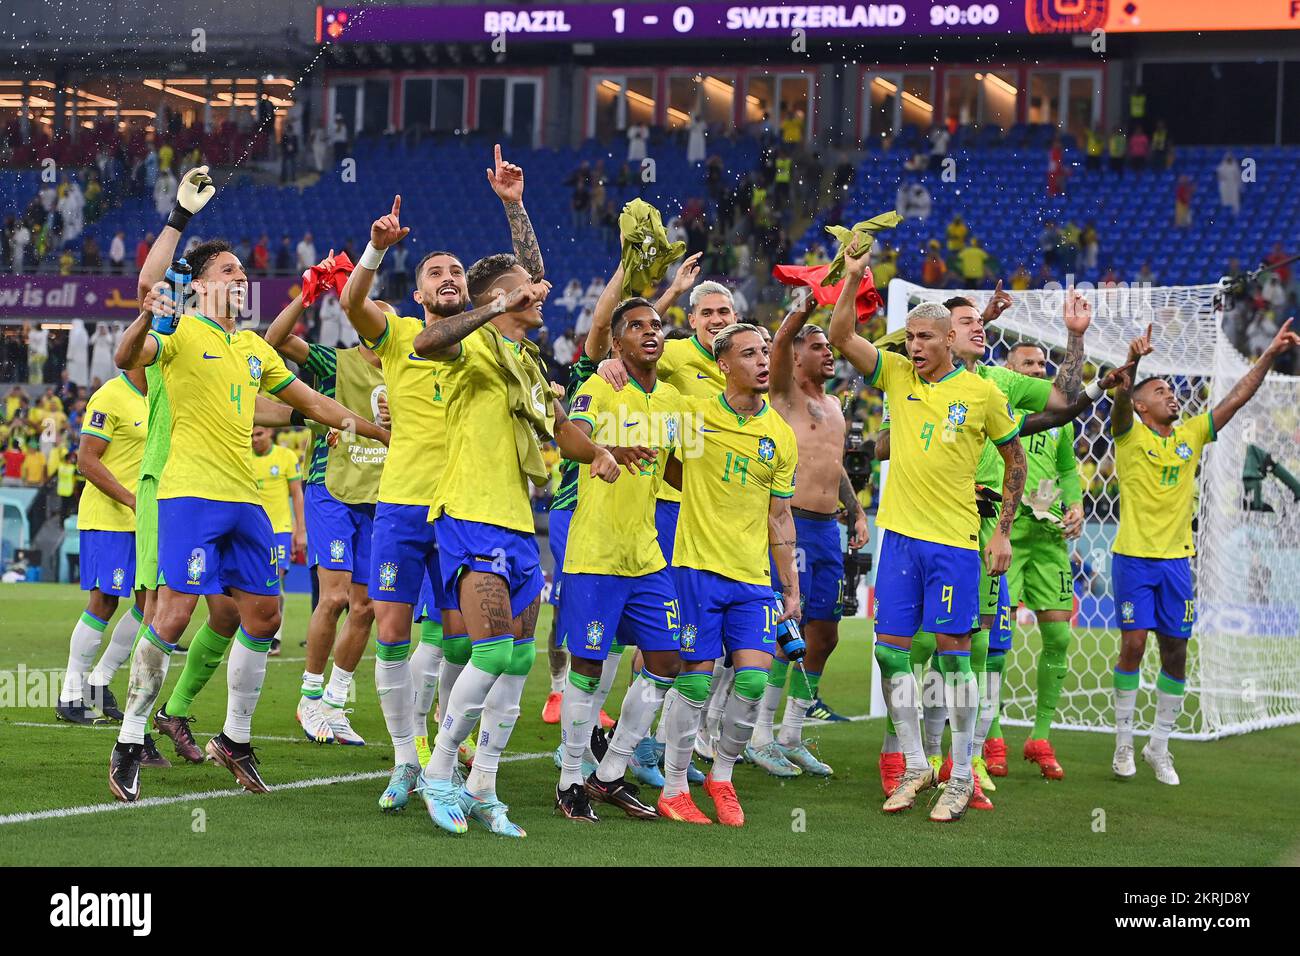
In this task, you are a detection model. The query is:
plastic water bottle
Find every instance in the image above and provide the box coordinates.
[151,258,191,335]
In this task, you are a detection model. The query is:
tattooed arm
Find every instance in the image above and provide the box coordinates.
[1212,318,1300,433]
[768,496,802,623]
[1046,289,1093,408]
[986,437,1026,576]
[485,143,545,280]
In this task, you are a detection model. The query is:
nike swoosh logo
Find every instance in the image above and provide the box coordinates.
[696,373,710,379]
[122,768,139,798]
[906,395,921,401]
[624,421,640,427]
[1147,451,1160,458]
[134,421,143,427]
[407,352,434,362]
[701,427,720,433]
[266,578,280,588]
[761,636,776,644]
[202,352,221,360]
[936,616,952,624]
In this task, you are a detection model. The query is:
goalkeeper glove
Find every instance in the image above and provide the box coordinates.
[168,165,215,232]
[1026,478,1063,525]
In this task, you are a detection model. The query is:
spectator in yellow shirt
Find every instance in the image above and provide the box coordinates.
[22,441,48,486]
[1010,264,1032,290]
[956,238,991,283]
[946,215,968,252]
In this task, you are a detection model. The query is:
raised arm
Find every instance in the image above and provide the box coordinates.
[487,144,545,280]
[77,434,135,511]
[273,378,390,445]
[586,264,625,361]
[1111,324,1152,437]
[115,306,159,370]
[263,285,310,365]
[411,282,547,360]
[981,279,1013,327]
[770,291,816,398]
[1045,289,1091,408]
[826,246,880,378]
[138,165,213,296]
[768,496,801,623]
[342,195,407,342]
[1212,318,1300,433]
[652,251,701,323]
[1022,361,1135,436]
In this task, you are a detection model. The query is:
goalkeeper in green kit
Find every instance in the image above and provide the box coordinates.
[1004,342,1084,780]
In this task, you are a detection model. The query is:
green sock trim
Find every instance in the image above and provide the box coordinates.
[885,715,896,736]
[235,628,273,653]
[1033,620,1071,739]
[610,642,627,654]
[569,671,600,694]
[163,622,232,718]
[1113,668,1141,692]
[442,634,471,666]
[936,652,974,677]
[788,668,820,701]
[80,611,109,632]
[1156,671,1186,696]
[142,626,174,654]
[986,651,1005,674]
[506,639,537,677]
[910,631,936,667]
[301,688,324,700]
[970,629,989,673]
[732,667,767,701]
[673,671,713,703]
[874,642,912,679]
[767,658,790,688]
[419,618,443,647]
[469,636,513,675]
[374,639,412,663]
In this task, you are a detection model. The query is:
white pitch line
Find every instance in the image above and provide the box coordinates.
[9,721,326,745]
[0,752,552,826]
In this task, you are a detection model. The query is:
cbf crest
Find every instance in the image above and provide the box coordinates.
[1175,441,1193,461]
[584,620,605,651]
[757,436,776,461]
[248,354,263,383]
[112,567,125,590]
[378,561,398,591]
[186,549,205,585]
[947,401,969,426]
[329,539,346,562]
[680,623,698,652]
[1120,600,1135,623]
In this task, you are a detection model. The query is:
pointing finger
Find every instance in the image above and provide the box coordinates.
[391,195,401,217]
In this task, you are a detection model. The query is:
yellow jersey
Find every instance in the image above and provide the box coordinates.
[78,374,147,532]
[565,374,683,576]
[149,315,296,504]
[429,327,534,534]
[250,443,302,533]
[656,335,725,504]
[364,312,449,507]
[870,350,1019,550]
[673,394,798,586]
[1113,412,1214,559]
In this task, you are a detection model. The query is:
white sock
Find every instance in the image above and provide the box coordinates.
[598,672,670,781]
[881,731,900,753]
[662,690,706,798]
[117,636,172,744]
[713,690,760,783]
[973,668,1001,752]
[223,634,273,743]
[559,675,597,788]
[549,669,566,693]
[1148,690,1184,755]
[1114,687,1138,749]
[882,671,926,771]
[88,608,142,690]
[301,670,324,701]
[751,679,783,748]
[704,661,732,735]
[943,665,979,783]
[410,639,443,728]
[60,611,108,702]
[921,667,947,758]
[655,687,678,745]
[375,651,418,767]
[438,659,466,720]
[777,694,812,748]
[466,673,525,796]
[592,651,622,720]
[429,663,497,779]
[323,664,353,708]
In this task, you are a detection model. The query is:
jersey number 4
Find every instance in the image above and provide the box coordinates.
[230,383,244,415]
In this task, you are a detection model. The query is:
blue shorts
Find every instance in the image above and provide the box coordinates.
[794,512,844,622]
[273,532,292,571]
[675,567,777,663]
[305,482,374,585]
[874,529,980,638]
[79,529,136,598]
[414,572,442,624]
[989,574,1013,653]
[369,501,445,608]
[434,514,543,620]
[560,568,680,661]
[157,497,278,596]
[1113,554,1194,639]
[548,507,572,607]
[655,499,679,565]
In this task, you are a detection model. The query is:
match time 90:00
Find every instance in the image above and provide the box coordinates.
[930,4,1001,26]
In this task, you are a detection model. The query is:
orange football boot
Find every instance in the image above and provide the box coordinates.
[1023,738,1065,780]
[657,791,712,825]
[703,773,745,827]
[938,753,953,783]
[879,751,905,797]
[969,776,994,811]
[983,737,1008,776]
[599,709,615,730]
[541,692,562,724]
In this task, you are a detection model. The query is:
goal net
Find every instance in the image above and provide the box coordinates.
[878,278,1300,739]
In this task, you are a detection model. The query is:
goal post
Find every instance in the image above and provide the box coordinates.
[870,277,1300,739]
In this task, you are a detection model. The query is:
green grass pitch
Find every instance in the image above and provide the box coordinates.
[2,584,1296,866]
